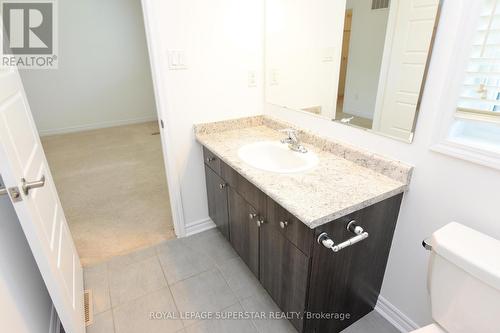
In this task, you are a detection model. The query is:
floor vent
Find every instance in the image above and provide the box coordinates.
[372,0,389,9]
[84,290,93,327]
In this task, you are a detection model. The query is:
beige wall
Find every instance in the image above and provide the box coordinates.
[20,0,157,136]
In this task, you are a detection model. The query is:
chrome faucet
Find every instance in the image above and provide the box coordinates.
[280,128,308,153]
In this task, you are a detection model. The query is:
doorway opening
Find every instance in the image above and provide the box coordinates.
[19,0,175,266]
[336,7,373,128]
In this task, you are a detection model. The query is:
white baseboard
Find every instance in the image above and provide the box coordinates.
[38,115,158,136]
[375,295,420,332]
[184,217,216,237]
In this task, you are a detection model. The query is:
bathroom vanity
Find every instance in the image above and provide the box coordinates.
[196,116,412,333]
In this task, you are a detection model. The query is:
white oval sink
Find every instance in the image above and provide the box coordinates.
[237,141,319,173]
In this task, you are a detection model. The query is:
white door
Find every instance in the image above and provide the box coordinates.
[373,0,439,141]
[0,67,84,333]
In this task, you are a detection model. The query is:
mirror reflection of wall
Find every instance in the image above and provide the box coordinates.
[336,0,390,129]
[265,0,345,119]
[265,0,441,143]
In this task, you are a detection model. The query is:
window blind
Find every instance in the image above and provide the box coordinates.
[458,0,500,117]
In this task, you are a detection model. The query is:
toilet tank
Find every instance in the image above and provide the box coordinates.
[428,222,500,333]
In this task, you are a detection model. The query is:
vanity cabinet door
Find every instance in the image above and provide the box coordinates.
[228,187,260,278]
[260,224,310,332]
[204,166,229,240]
[305,193,404,333]
[266,197,314,256]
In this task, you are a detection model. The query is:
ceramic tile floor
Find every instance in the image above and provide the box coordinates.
[84,228,400,333]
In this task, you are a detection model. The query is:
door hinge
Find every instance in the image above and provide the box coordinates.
[160,119,164,129]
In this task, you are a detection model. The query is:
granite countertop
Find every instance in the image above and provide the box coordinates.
[194,116,413,229]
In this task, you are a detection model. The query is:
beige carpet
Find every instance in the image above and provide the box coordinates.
[42,122,175,266]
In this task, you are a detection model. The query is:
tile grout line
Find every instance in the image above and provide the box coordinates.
[215,260,261,333]
[107,256,168,311]
[105,264,117,333]
[155,239,216,287]
[155,251,186,329]
[90,230,249,331]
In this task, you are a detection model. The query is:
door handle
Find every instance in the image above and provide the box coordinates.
[21,175,45,195]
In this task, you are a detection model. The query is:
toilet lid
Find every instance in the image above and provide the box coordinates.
[431,222,500,291]
[412,324,446,333]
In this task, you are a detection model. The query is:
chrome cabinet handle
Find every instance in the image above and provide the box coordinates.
[21,175,45,195]
[279,221,288,229]
[317,220,369,253]
[256,218,266,227]
[206,156,216,162]
[249,213,257,220]
[219,183,226,189]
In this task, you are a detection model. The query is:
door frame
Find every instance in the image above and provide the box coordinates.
[337,8,353,99]
[141,0,186,237]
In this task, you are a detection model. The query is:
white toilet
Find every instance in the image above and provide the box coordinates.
[412,222,500,333]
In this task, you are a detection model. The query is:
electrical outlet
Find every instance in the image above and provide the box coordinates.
[270,69,279,86]
[248,70,257,87]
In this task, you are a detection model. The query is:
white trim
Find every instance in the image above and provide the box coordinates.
[431,139,500,170]
[455,110,500,125]
[141,0,186,237]
[372,0,399,131]
[38,115,158,136]
[184,218,216,237]
[375,295,420,332]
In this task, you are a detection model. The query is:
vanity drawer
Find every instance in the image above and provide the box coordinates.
[221,162,267,214]
[266,197,313,256]
[203,147,221,175]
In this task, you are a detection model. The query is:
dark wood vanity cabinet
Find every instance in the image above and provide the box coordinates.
[202,147,403,333]
[305,193,403,333]
[204,164,229,239]
[260,223,310,330]
[227,187,260,278]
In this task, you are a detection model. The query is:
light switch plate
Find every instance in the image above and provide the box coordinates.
[167,50,188,70]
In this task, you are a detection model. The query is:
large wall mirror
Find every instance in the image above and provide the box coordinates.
[265,0,441,142]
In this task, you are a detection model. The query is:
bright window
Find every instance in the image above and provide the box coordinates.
[457,0,500,121]
[432,0,500,170]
